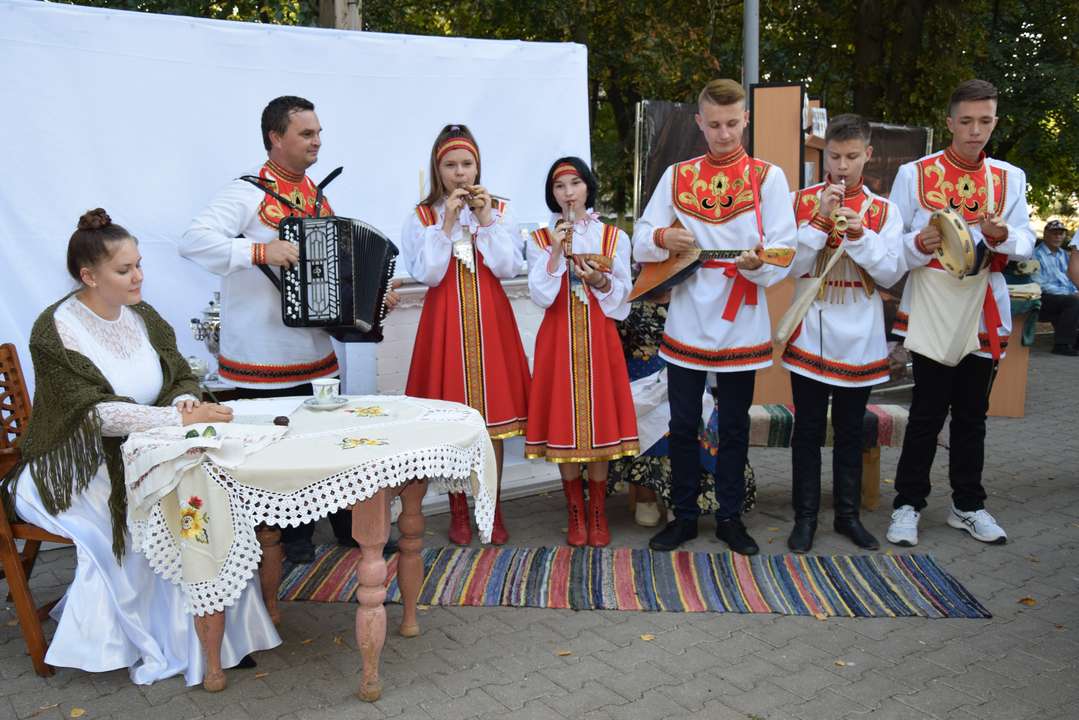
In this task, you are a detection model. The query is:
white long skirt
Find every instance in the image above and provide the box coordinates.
[14,466,281,686]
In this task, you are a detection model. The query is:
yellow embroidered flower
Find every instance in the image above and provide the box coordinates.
[340,437,390,449]
[955,174,977,199]
[347,406,387,417]
[709,172,730,197]
[179,496,209,543]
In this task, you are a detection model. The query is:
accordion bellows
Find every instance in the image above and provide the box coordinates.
[279,217,398,342]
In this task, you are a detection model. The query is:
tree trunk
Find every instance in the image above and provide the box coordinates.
[853,0,885,116]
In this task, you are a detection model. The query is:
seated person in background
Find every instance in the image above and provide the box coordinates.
[1032,219,1079,356]
[2,209,278,689]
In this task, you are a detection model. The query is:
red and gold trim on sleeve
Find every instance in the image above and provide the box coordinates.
[492,197,508,216]
[671,149,771,225]
[659,334,772,369]
[217,351,339,385]
[256,161,333,230]
[415,204,438,227]
[893,311,909,334]
[914,149,1008,222]
[531,226,554,250]
[251,242,267,265]
[654,227,668,248]
[600,223,620,258]
[782,344,890,383]
[809,213,835,234]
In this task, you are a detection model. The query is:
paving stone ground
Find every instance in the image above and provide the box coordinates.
[3,335,1078,720]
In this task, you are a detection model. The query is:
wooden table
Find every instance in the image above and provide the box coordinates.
[123,396,496,698]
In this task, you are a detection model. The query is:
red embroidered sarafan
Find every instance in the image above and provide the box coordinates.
[671,147,770,224]
[914,148,1007,222]
[256,160,334,229]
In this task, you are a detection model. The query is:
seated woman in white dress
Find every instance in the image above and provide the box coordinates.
[2,209,279,690]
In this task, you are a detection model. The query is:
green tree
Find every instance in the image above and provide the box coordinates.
[58,0,1079,214]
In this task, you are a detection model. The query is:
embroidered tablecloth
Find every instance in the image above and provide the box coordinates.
[122,396,496,616]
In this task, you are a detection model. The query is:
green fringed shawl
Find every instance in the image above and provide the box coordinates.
[1,294,201,559]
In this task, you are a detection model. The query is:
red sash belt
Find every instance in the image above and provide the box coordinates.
[924,260,1005,360]
[702,260,758,321]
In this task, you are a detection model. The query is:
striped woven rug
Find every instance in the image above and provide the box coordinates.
[279,545,990,619]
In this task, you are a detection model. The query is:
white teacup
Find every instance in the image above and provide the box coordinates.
[311,377,341,404]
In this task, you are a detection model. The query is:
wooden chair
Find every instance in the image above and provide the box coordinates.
[0,342,73,677]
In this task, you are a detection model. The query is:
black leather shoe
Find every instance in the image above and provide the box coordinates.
[236,654,258,669]
[716,517,759,556]
[283,539,315,564]
[834,517,880,550]
[787,518,817,554]
[648,518,699,551]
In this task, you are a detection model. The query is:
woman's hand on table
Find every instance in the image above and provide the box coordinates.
[180,403,234,425]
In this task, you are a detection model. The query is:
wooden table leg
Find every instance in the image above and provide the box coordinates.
[194,611,226,692]
[352,491,390,702]
[861,446,881,512]
[255,525,282,624]
[396,479,428,638]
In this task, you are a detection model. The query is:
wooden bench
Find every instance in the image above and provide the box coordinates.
[747,403,909,511]
[626,403,908,513]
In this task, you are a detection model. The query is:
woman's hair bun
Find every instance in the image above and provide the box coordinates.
[77,208,112,231]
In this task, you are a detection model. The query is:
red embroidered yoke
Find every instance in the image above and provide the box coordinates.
[631,147,799,372]
[781,179,904,387]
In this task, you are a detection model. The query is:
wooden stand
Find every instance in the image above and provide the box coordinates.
[987,313,1030,418]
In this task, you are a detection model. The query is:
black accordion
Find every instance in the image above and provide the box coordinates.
[278,216,398,343]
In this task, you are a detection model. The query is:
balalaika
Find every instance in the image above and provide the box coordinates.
[240,167,399,342]
[278,216,398,342]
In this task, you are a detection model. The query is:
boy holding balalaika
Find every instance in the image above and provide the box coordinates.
[632,79,798,555]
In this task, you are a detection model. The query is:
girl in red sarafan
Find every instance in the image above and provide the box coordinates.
[525,157,639,547]
[400,124,531,547]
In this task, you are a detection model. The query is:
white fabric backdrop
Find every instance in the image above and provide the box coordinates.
[0,0,589,393]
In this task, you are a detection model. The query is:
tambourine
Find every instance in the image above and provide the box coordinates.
[930,208,975,278]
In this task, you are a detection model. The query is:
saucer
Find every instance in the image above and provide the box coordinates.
[303,397,349,411]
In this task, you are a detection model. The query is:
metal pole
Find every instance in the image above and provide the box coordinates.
[743,0,759,89]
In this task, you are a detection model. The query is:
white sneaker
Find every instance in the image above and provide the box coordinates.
[947,506,1007,544]
[634,501,662,527]
[887,505,921,547]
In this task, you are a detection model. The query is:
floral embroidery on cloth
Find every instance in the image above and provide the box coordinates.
[345,406,388,417]
[180,496,210,544]
[340,437,390,449]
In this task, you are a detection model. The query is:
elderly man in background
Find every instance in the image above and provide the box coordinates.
[1033,219,1079,356]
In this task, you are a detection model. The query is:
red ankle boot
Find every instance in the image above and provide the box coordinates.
[490,482,509,545]
[447,492,472,546]
[562,478,587,547]
[586,480,610,547]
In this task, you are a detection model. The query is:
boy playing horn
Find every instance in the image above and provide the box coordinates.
[783,114,904,554]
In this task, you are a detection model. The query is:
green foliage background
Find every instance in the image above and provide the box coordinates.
[62,0,1079,217]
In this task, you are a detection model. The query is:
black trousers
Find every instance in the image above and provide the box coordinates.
[790,373,871,518]
[1038,292,1079,347]
[232,382,352,544]
[667,363,755,521]
[893,352,993,512]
